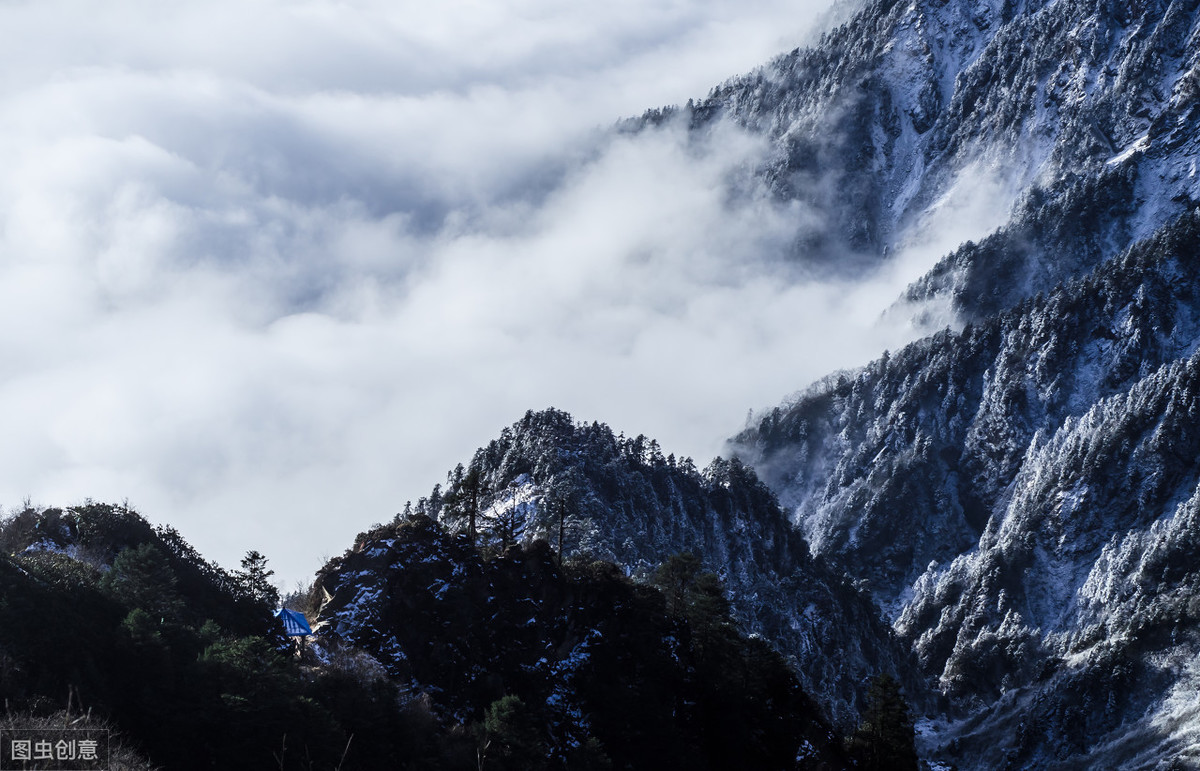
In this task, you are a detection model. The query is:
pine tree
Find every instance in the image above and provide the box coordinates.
[846,673,919,771]
[651,552,732,661]
[100,543,184,620]
[457,464,485,547]
[652,552,730,623]
[490,481,525,551]
[544,468,583,565]
[235,550,279,608]
[481,694,546,771]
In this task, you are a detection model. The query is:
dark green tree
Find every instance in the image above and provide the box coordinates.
[847,673,919,771]
[100,543,184,619]
[651,552,730,625]
[544,468,583,565]
[563,737,612,771]
[652,552,703,616]
[235,550,279,608]
[490,481,527,552]
[481,694,546,771]
[444,463,487,547]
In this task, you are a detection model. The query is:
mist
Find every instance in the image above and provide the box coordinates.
[0,0,1000,587]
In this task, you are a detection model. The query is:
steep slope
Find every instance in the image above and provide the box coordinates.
[697,3,1200,765]
[732,208,1200,767]
[0,504,431,770]
[656,0,1200,315]
[336,409,925,729]
[900,349,1200,768]
[312,516,851,770]
[737,212,1200,600]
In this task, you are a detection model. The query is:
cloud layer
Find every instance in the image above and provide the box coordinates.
[0,0,980,586]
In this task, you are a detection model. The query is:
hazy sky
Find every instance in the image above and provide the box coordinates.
[0,0,990,587]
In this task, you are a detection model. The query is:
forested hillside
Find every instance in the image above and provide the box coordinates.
[395,408,926,729]
[1,502,875,770]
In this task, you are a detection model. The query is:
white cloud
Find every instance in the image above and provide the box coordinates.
[0,0,995,589]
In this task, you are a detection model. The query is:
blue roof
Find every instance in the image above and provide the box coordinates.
[275,608,313,636]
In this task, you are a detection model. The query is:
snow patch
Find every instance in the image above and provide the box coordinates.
[1106,134,1150,166]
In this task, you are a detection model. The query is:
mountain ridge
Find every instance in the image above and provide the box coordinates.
[353,407,931,730]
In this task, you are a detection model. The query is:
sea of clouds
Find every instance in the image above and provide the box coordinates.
[0,0,1001,585]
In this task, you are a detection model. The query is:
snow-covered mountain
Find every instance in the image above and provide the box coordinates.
[309,0,1200,767]
[666,0,1200,313]
[309,512,852,769]
[734,212,1200,767]
[317,409,925,731]
[717,0,1200,767]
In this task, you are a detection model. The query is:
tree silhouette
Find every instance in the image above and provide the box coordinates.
[846,673,918,771]
[100,543,184,619]
[236,550,279,608]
